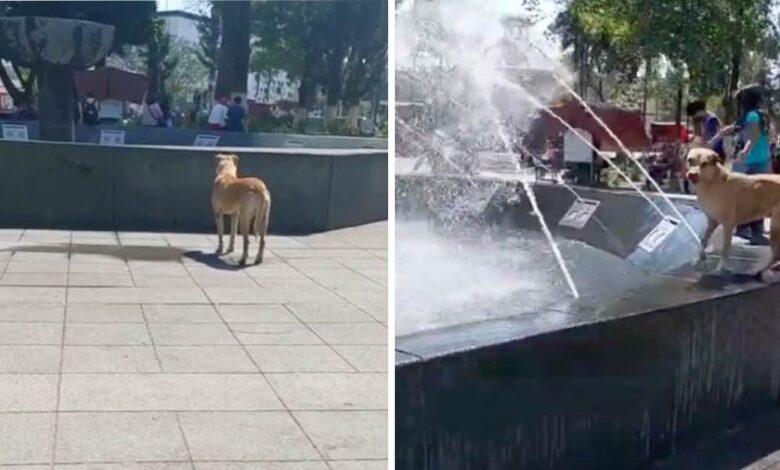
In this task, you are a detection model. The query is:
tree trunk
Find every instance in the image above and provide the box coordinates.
[642,58,650,119]
[37,66,75,142]
[214,0,250,100]
[674,79,683,129]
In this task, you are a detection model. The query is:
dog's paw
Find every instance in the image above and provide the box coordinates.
[716,261,732,274]
[226,246,235,253]
[239,257,248,266]
[254,258,263,265]
[760,269,778,283]
[215,248,224,255]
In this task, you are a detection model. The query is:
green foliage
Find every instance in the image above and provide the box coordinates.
[550,0,778,118]
[251,0,388,118]
[196,2,220,86]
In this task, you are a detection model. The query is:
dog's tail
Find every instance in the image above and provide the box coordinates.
[253,190,271,240]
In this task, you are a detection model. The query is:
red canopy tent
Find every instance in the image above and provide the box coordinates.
[528,99,651,152]
[74,66,149,103]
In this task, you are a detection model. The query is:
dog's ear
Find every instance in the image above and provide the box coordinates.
[231,154,240,163]
[215,154,225,161]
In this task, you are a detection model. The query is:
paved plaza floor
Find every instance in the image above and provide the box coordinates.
[0,222,387,469]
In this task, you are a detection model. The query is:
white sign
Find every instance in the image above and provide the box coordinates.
[2,124,28,141]
[563,128,592,163]
[559,199,600,229]
[283,139,305,148]
[639,217,679,252]
[194,134,219,147]
[100,129,125,146]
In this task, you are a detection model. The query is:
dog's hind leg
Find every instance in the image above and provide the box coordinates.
[238,203,252,266]
[718,221,735,273]
[764,209,780,272]
[215,213,225,254]
[227,214,238,253]
[255,197,270,265]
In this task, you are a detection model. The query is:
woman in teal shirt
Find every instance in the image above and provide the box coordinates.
[734,86,771,243]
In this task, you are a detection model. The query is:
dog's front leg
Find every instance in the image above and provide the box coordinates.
[698,218,719,263]
[228,215,238,253]
[718,223,735,273]
[215,213,225,254]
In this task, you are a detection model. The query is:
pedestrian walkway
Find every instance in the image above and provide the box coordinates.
[0,222,388,468]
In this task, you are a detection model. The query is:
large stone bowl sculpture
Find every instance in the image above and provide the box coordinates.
[0,17,114,141]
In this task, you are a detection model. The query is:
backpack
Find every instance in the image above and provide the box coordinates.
[82,100,99,125]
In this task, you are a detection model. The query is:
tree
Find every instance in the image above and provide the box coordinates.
[340,1,388,127]
[252,1,330,121]
[196,2,220,103]
[143,17,179,99]
[214,0,250,100]
[167,39,209,108]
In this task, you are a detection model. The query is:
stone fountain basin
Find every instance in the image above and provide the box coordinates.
[0,16,114,68]
[395,173,780,470]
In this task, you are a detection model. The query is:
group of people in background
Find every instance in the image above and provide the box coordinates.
[686,85,776,245]
[207,96,247,132]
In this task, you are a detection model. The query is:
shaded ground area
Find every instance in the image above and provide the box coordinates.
[0,222,387,468]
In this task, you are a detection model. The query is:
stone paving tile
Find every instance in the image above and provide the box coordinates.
[286,302,375,323]
[65,323,152,346]
[0,345,61,372]
[0,322,62,345]
[267,373,387,410]
[67,304,144,323]
[143,304,222,323]
[55,412,189,462]
[62,346,161,373]
[60,374,283,411]
[332,345,388,372]
[195,463,328,470]
[56,464,191,470]
[0,273,68,286]
[307,323,388,345]
[0,374,59,411]
[157,346,257,373]
[230,322,323,346]
[0,303,64,322]
[0,287,66,304]
[0,413,55,464]
[217,304,298,323]
[246,346,354,373]
[178,411,320,461]
[294,411,387,461]
[0,223,387,466]
[149,323,238,346]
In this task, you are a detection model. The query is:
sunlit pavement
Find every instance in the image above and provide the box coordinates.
[0,222,387,468]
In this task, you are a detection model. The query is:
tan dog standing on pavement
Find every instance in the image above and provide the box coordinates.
[686,147,780,274]
[211,153,271,265]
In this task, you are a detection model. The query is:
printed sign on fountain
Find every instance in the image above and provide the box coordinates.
[100,129,125,146]
[639,216,679,252]
[559,198,600,229]
[194,134,219,147]
[2,124,28,141]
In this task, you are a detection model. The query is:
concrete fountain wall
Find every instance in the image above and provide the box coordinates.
[0,140,387,234]
[0,121,388,149]
[396,174,780,469]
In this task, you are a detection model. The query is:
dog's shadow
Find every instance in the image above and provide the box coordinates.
[0,243,246,271]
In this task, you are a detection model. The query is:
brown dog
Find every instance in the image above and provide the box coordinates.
[211,154,271,265]
[686,147,780,272]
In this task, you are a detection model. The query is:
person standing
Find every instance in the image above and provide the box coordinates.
[141,95,164,127]
[225,96,246,132]
[733,85,771,244]
[686,99,725,162]
[81,92,100,127]
[207,97,229,130]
